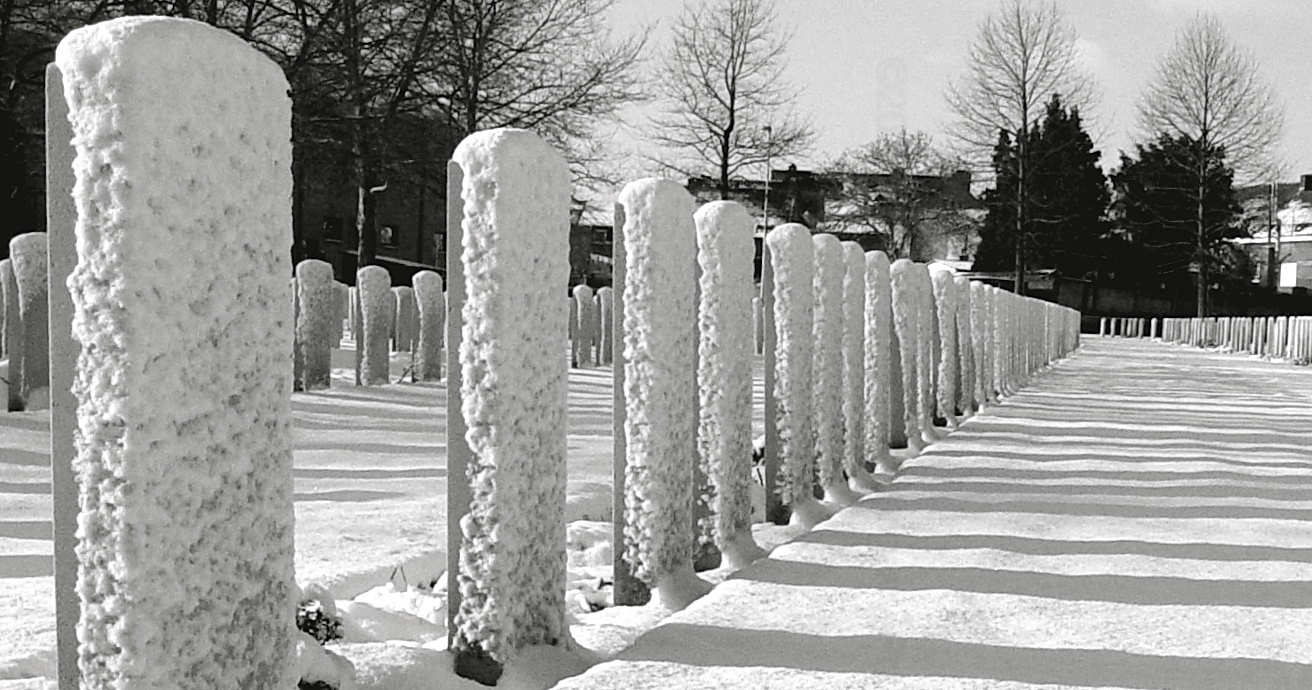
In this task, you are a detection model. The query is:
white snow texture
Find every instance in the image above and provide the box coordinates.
[358,265,392,385]
[618,178,698,585]
[930,266,957,425]
[954,275,975,414]
[914,264,936,442]
[596,286,613,364]
[765,224,815,506]
[840,242,866,480]
[296,259,335,391]
[412,270,444,382]
[393,285,418,354]
[572,284,596,367]
[693,200,756,560]
[452,128,571,664]
[10,232,47,406]
[1,259,18,408]
[810,234,844,489]
[57,15,296,690]
[888,259,922,449]
[862,251,892,462]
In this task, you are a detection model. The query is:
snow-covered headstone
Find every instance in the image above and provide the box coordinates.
[811,234,852,504]
[765,223,829,527]
[332,281,347,349]
[918,264,939,448]
[394,285,419,355]
[295,259,335,391]
[618,178,711,609]
[596,286,614,364]
[572,284,595,367]
[11,232,48,409]
[930,266,957,429]
[1,259,21,411]
[863,250,896,473]
[413,270,444,381]
[970,281,990,406]
[840,241,878,492]
[450,128,571,673]
[889,259,924,452]
[694,200,766,569]
[358,265,392,385]
[57,16,296,688]
[954,276,975,416]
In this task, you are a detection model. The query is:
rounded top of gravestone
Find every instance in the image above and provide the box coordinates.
[57,16,286,97]
[413,270,443,292]
[764,223,810,251]
[295,259,333,281]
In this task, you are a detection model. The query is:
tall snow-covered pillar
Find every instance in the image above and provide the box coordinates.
[765,223,829,527]
[955,276,975,416]
[596,286,614,364]
[863,251,896,474]
[1,259,22,411]
[618,178,711,609]
[889,259,924,453]
[969,282,988,406]
[332,281,347,349]
[56,16,296,689]
[694,201,766,569]
[358,265,392,385]
[812,234,856,505]
[295,259,334,391]
[394,285,419,355]
[841,241,878,492]
[930,266,958,430]
[11,232,49,409]
[413,270,444,381]
[450,129,571,677]
[914,264,939,445]
[572,284,595,367]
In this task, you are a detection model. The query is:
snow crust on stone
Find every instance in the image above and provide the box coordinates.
[393,285,418,355]
[56,15,296,689]
[9,233,47,407]
[862,251,893,468]
[412,270,444,382]
[617,178,700,594]
[954,276,975,415]
[1,259,18,410]
[914,264,939,444]
[974,283,994,403]
[452,128,571,664]
[596,287,613,364]
[763,224,817,513]
[296,259,335,390]
[838,242,873,492]
[694,201,765,569]
[889,259,924,452]
[810,234,845,495]
[358,266,392,385]
[572,284,596,367]
[930,266,958,428]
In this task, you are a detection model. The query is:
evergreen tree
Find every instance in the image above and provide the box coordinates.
[974,95,1108,278]
[975,129,1019,272]
[1111,133,1244,292]
[1028,95,1109,278]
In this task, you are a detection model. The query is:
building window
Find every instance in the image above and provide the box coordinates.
[379,225,398,247]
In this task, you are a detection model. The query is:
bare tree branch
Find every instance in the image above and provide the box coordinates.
[649,0,813,199]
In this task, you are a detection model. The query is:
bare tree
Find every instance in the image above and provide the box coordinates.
[946,0,1096,293]
[825,129,973,260]
[1137,14,1283,316]
[430,0,646,189]
[650,0,812,199]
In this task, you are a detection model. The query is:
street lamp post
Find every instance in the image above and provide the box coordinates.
[762,125,772,232]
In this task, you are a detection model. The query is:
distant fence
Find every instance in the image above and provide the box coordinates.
[1156,315,1312,360]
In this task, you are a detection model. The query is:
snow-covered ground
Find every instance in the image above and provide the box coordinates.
[0,339,770,686]
[553,337,1312,689]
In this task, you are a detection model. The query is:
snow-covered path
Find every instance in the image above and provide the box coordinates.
[553,337,1312,689]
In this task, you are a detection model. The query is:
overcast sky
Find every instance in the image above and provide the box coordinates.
[606,0,1312,183]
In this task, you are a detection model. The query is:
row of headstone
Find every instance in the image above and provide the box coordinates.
[569,284,614,366]
[1161,315,1312,360]
[42,18,1088,687]
[2,232,50,411]
[344,265,446,385]
[1098,317,1153,338]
